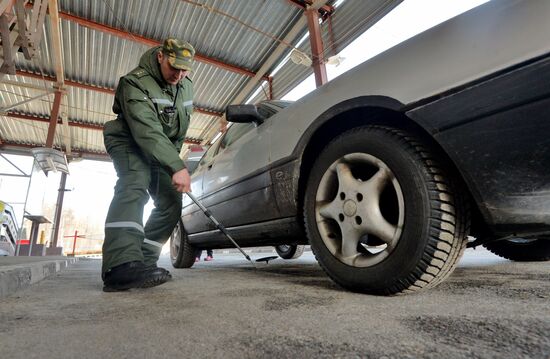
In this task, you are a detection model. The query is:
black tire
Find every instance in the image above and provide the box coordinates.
[483,238,550,261]
[304,126,470,295]
[170,219,196,268]
[275,244,306,259]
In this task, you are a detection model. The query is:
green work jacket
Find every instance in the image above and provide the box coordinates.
[104,46,193,174]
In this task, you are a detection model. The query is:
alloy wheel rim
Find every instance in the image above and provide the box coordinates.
[170,223,182,258]
[314,153,405,267]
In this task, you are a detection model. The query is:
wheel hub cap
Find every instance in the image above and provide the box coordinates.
[314,153,405,267]
[343,199,357,217]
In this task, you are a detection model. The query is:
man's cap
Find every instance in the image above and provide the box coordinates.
[162,38,195,71]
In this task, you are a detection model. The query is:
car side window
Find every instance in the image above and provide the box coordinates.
[198,142,219,167]
[257,104,276,119]
[218,122,256,152]
[257,101,292,119]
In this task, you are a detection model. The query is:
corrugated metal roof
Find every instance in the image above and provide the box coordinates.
[1,0,402,160]
[0,117,50,145]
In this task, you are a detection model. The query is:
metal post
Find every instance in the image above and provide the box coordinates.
[71,230,77,257]
[306,7,328,87]
[27,221,37,256]
[50,171,67,248]
[45,90,63,148]
[268,76,273,100]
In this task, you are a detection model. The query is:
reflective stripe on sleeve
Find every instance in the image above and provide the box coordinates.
[151,98,174,105]
[144,238,163,248]
[183,100,193,107]
[105,221,144,233]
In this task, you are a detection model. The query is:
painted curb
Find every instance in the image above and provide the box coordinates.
[0,258,78,298]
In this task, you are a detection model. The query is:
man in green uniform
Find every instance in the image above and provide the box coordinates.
[101,38,195,292]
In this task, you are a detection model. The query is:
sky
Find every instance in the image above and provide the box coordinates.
[0,0,489,250]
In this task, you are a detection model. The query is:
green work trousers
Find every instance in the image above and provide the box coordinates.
[102,144,182,274]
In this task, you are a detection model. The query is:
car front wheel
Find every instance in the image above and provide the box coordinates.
[483,238,550,261]
[304,126,470,295]
[170,219,196,268]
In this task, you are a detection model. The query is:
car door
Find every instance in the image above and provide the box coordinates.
[181,141,221,233]
[200,107,277,229]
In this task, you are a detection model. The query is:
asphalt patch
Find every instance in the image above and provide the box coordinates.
[229,334,378,358]
[262,295,336,311]
[450,268,550,282]
[436,276,550,300]
[404,315,550,358]
[290,278,341,291]
[219,288,281,298]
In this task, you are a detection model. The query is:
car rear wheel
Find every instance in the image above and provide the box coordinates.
[304,126,470,295]
[483,238,550,261]
[275,244,305,259]
[170,219,196,268]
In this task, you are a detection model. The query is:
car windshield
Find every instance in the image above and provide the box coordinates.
[257,100,294,119]
[264,100,293,109]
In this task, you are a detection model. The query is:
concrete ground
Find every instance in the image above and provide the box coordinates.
[1,248,549,359]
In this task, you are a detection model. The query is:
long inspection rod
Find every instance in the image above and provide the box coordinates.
[185,192,256,267]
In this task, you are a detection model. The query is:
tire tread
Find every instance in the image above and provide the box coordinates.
[304,125,470,295]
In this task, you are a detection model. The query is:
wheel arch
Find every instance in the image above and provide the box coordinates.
[295,95,487,238]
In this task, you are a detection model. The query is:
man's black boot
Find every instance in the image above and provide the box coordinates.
[145,264,172,279]
[103,261,171,292]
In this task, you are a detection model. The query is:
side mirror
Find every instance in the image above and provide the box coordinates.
[226,104,264,125]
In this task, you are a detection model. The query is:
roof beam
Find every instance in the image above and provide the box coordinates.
[15,70,223,117]
[0,78,53,90]
[0,141,111,161]
[45,89,62,147]
[6,111,103,130]
[3,111,203,144]
[16,70,114,94]
[45,0,68,155]
[47,0,63,87]
[0,90,55,111]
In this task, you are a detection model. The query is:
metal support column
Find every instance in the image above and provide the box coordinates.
[50,171,67,248]
[45,89,62,148]
[306,7,328,87]
[268,76,274,100]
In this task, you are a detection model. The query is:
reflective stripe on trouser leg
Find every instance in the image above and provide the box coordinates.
[142,164,183,266]
[102,144,151,274]
[143,238,163,263]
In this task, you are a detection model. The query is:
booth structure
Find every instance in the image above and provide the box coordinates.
[16,215,51,256]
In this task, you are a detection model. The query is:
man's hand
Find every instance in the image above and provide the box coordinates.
[172,168,191,193]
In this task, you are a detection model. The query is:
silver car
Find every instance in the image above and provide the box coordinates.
[171,0,550,295]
